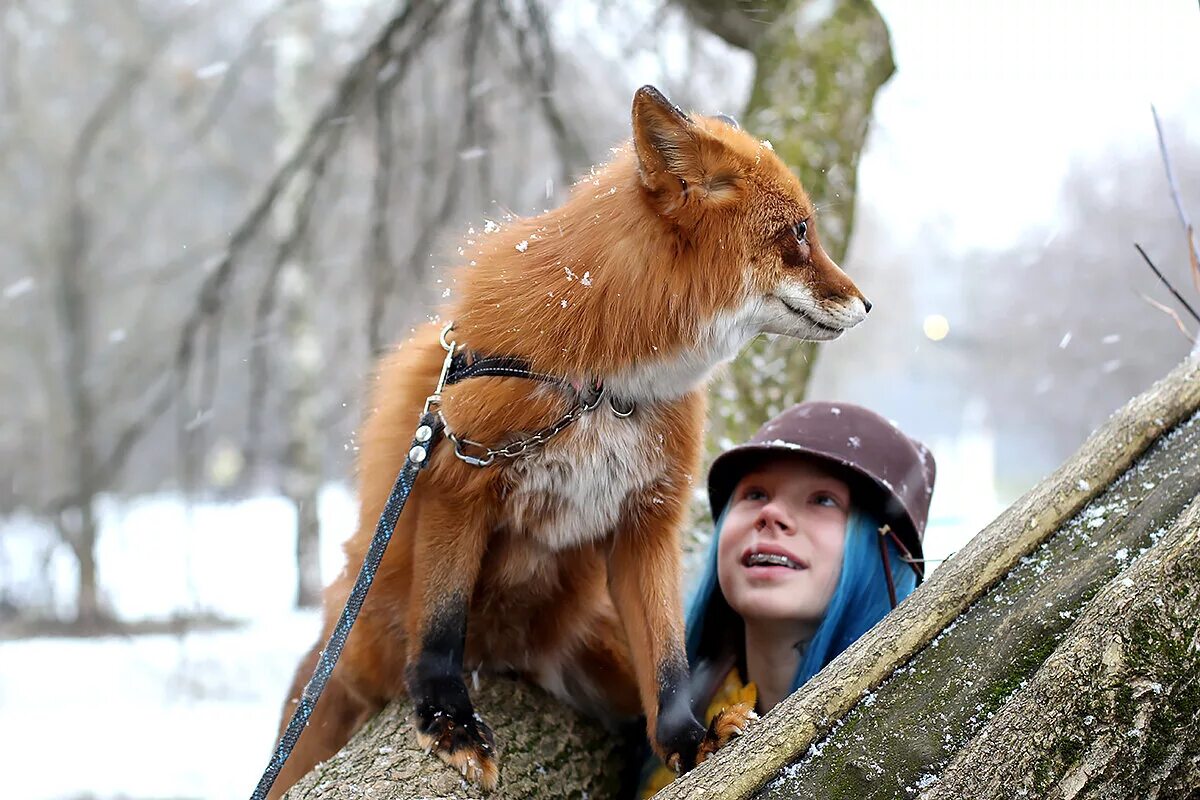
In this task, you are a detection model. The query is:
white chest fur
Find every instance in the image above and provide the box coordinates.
[501,405,666,551]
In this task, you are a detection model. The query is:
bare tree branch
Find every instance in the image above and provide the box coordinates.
[1140,293,1197,343]
[92,0,451,486]
[382,0,489,352]
[89,0,294,273]
[1151,104,1199,294]
[1135,242,1200,325]
[495,0,588,187]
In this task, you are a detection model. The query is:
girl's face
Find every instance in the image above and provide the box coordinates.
[717,456,851,628]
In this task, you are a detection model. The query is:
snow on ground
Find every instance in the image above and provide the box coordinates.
[0,487,359,620]
[0,612,321,800]
[0,487,357,800]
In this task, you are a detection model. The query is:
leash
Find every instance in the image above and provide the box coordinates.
[250,327,459,799]
[250,323,631,798]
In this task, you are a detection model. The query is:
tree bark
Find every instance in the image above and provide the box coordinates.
[919,494,1200,798]
[680,0,896,455]
[283,675,625,799]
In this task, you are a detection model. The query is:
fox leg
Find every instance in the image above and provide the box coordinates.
[404,497,497,788]
[268,640,379,799]
[549,606,643,721]
[608,495,706,772]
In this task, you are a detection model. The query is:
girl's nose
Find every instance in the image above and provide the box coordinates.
[755,502,794,535]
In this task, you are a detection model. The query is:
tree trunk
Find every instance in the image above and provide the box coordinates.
[679,0,896,454]
[282,356,1200,799]
[59,502,102,628]
[275,3,324,609]
[56,119,104,628]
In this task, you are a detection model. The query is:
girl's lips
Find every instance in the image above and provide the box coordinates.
[743,564,802,580]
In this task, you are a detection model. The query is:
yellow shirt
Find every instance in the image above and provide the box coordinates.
[640,670,758,798]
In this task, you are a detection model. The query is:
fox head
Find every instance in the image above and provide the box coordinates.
[629,85,870,342]
[451,86,871,401]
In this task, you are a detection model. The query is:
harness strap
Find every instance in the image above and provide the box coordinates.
[446,351,563,386]
[250,411,443,800]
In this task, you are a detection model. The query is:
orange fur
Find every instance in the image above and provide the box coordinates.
[269,86,869,796]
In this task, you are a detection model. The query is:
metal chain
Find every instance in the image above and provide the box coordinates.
[444,387,605,467]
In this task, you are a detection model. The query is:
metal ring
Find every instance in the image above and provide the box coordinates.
[580,385,606,413]
[439,322,456,353]
[609,397,635,418]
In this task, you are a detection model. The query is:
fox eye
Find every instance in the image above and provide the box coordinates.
[793,220,808,241]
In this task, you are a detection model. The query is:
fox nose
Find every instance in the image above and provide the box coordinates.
[863,298,873,314]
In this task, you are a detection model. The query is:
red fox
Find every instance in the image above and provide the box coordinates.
[270,85,870,796]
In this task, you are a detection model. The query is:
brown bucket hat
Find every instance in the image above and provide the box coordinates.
[707,401,936,564]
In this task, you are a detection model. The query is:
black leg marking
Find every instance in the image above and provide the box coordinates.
[654,655,705,772]
[405,596,498,788]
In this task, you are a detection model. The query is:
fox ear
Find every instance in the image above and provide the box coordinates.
[631,86,699,190]
[631,87,742,212]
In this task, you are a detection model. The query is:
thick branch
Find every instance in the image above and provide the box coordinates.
[919,492,1200,798]
[283,676,623,799]
[675,0,790,50]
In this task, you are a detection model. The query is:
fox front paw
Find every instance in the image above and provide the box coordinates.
[696,701,757,764]
[658,717,706,775]
[414,708,499,790]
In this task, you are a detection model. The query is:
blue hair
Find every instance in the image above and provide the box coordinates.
[685,506,917,695]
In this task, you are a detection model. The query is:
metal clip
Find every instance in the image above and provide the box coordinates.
[424,323,458,416]
[449,431,495,467]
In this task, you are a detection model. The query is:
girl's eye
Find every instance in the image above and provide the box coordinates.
[814,494,839,508]
[743,488,767,502]
[794,220,808,241]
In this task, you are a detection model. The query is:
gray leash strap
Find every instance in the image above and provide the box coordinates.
[250,411,442,800]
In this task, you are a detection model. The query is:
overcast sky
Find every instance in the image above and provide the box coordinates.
[866,0,1200,252]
